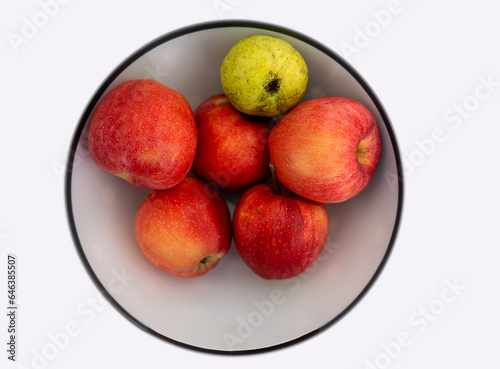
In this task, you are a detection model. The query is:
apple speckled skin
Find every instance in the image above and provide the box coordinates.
[220,35,308,117]
[233,183,329,280]
[191,94,271,192]
[88,79,197,190]
[269,96,382,203]
[135,176,232,278]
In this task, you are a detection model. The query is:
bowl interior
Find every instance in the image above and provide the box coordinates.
[67,22,402,354]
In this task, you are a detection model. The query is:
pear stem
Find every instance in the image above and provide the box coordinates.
[269,163,282,196]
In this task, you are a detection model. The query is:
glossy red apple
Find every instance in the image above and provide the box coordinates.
[135,176,231,278]
[233,176,329,280]
[191,94,271,192]
[268,96,382,203]
[88,79,197,190]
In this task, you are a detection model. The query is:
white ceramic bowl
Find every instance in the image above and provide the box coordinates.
[65,20,403,354]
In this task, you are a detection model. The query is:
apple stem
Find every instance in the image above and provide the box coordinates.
[269,163,282,196]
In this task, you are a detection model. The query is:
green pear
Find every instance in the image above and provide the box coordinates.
[220,35,308,117]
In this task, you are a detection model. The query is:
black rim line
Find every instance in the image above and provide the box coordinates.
[64,19,405,356]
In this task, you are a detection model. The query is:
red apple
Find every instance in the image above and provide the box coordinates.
[191,94,271,192]
[135,176,231,278]
[88,79,197,190]
[233,180,329,280]
[268,96,382,203]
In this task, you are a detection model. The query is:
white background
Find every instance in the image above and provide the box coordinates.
[1,0,499,368]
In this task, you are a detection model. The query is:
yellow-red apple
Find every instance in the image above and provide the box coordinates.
[88,79,197,190]
[135,176,231,278]
[268,96,382,203]
[233,181,329,280]
[191,94,271,192]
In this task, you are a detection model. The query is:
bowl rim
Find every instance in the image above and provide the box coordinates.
[64,19,404,356]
